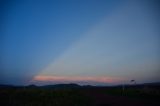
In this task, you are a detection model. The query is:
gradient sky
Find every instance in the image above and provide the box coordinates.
[0,0,160,85]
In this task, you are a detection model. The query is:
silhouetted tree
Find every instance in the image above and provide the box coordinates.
[130,79,136,85]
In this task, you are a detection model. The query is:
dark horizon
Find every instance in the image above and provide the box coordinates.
[1,81,160,87]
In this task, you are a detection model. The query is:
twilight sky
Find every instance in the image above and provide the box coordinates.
[0,0,160,85]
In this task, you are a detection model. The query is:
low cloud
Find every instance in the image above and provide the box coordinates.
[31,75,125,85]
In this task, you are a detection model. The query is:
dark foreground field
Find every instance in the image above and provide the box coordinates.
[0,84,160,106]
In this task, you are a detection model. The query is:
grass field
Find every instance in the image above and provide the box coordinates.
[0,86,160,106]
[0,88,92,106]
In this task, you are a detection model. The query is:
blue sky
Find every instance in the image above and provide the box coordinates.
[0,0,160,85]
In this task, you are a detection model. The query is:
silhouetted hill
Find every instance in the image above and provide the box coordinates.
[0,82,160,89]
[143,82,160,86]
[26,84,38,88]
[41,83,81,89]
[0,84,14,88]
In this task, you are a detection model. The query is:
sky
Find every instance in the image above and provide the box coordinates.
[0,0,160,85]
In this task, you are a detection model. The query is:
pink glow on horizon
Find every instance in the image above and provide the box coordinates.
[32,75,125,84]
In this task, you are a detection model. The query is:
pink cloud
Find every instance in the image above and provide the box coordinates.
[32,75,125,84]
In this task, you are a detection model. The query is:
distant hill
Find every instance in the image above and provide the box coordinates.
[143,82,160,86]
[40,83,81,89]
[0,82,160,89]
[0,84,15,88]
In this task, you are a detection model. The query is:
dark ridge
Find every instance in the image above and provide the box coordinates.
[26,84,38,88]
[0,84,15,88]
[0,82,160,89]
[40,83,81,89]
